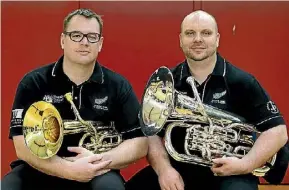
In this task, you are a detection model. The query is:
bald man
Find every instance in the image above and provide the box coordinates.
[125,10,288,190]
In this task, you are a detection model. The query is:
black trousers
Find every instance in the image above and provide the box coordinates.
[125,164,259,190]
[1,163,125,190]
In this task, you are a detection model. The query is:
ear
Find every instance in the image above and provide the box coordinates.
[60,33,65,49]
[216,33,220,48]
[98,36,104,52]
[179,33,183,48]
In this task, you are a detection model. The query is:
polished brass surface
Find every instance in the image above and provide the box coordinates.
[23,93,122,159]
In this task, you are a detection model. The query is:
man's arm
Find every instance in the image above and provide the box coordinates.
[242,124,288,173]
[10,80,73,179]
[146,135,185,190]
[14,135,111,182]
[10,77,110,182]
[212,76,288,176]
[101,137,148,169]
[102,78,149,169]
[240,77,289,172]
[147,135,172,175]
[13,135,72,179]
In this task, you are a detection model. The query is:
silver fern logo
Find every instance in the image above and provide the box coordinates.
[95,96,108,104]
[94,96,109,111]
[211,90,226,105]
[213,90,226,99]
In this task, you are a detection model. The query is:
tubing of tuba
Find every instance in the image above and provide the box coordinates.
[23,93,122,159]
[139,66,277,177]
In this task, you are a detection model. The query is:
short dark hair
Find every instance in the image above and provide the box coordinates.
[63,8,103,35]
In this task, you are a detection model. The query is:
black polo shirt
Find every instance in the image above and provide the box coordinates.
[9,56,143,158]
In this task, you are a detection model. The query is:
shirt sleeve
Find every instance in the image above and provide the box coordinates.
[241,76,285,132]
[114,79,145,140]
[9,77,39,139]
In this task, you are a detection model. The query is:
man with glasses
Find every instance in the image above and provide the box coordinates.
[2,8,148,190]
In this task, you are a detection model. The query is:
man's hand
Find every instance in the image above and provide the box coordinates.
[158,167,184,190]
[211,157,251,176]
[67,154,112,182]
[64,147,94,162]
[65,147,112,182]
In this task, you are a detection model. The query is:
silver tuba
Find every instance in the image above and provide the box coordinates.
[139,66,276,177]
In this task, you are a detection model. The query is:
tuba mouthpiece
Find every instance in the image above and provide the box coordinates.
[64,93,73,102]
[186,76,194,85]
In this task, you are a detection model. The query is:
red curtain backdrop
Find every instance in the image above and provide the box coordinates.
[2,1,289,184]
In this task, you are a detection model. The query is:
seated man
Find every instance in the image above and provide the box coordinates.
[2,8,148,190]
[126,10,288,190]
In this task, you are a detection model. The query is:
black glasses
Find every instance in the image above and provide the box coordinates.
[63,31,101,43]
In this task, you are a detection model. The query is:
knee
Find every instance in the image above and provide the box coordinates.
[90,171,125,190]
[1,172,23,190]
[219,175,259,190]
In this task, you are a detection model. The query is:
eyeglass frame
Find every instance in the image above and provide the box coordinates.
[63,31,102,43]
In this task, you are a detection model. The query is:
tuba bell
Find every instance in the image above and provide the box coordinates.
[23,92,122,159]
[139,66,276,177]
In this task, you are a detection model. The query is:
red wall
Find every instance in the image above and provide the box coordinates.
[2,1,289,184]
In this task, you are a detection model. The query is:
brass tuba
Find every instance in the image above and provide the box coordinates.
[23,92,122,159]
[139,66,276,177]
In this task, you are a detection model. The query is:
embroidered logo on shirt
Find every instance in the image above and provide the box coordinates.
[94,96,108,111]
[267,101,279,114]
[43,95,64,103]
[11,109,24,126]
[12,109,23,119]
[95,96,108,104]
[211,90,226,105]
[213,90,226,99]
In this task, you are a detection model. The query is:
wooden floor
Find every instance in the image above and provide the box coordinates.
[259,185,289,190]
